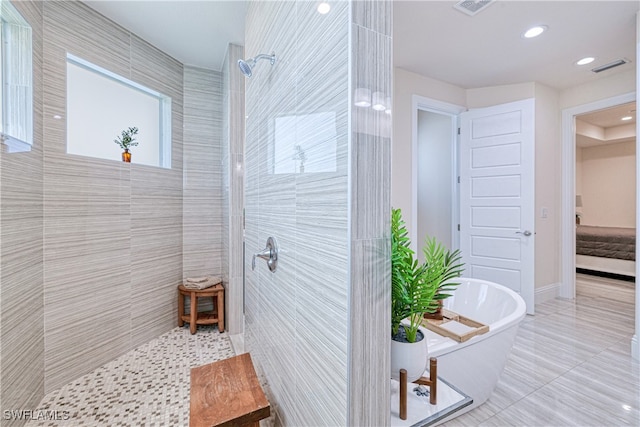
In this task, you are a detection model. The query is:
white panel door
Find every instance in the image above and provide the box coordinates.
[460,98,535,314]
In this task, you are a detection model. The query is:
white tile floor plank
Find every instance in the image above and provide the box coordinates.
[442,274,638,426]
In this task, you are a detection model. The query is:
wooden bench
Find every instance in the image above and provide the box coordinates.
[190,353,270,427]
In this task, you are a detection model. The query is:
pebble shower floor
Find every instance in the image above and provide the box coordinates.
[26,326,235,427]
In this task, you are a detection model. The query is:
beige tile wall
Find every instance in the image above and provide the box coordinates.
[41,0,186,393]
[243,1,392,425]
[1,1,44,423]
[1,0,226,416]
[183,66,222,282]
[244,1,350,424]
[349,1,393,424]
[245,1,391,425]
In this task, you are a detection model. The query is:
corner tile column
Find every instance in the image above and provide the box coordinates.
[348,1,393,425]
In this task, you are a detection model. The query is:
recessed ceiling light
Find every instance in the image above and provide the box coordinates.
[317,2,330,14]
[576,57,595,66]
[621,116,633,121]
[523,25,547,39]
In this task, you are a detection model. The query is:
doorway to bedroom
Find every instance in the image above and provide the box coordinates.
[573,100,636,304]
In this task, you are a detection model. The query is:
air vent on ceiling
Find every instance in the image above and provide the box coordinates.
[591,59,629,73]
[453,0,495,16]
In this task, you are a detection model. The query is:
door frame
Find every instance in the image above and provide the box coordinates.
[560,91,636,300]
[411,95,465,251]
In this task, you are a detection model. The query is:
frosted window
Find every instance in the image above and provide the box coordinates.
[66,54,171,168]
[0,1,33,153]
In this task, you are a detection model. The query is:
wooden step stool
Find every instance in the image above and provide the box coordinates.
[178,283,225,334]
[190,353,270,427]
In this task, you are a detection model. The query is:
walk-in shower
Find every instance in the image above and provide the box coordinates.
[237,53,276,78]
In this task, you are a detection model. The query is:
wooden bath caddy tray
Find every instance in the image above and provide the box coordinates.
[420,309,489,342]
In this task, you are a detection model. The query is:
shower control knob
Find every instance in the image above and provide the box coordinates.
[252,236,278,272]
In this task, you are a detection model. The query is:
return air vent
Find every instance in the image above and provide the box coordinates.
[453,0,495,16]
[591,59,629,73]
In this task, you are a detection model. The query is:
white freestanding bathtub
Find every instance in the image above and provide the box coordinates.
[423,277,526,418]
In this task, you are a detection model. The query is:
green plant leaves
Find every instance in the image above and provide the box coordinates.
[391,208,465,343]
[114,126,139,150]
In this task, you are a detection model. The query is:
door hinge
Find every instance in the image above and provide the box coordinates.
[457,224,460,231]
[457,127,461,135]
[457,176,460,183]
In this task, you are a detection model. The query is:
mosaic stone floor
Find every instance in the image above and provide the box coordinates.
[26,326,235,427]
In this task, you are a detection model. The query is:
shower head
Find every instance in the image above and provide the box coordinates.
[237,53,276,78]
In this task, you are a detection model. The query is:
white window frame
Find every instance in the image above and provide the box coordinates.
[66,54,172,168]
[0,1,33,153]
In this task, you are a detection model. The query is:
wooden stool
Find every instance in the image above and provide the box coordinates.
[190,353,270,427]
[178,284,225,334]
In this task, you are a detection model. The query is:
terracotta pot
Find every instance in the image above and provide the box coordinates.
[122,149,131,163]
[390,325,428,382]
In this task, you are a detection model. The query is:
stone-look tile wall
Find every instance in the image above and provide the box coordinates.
[244,1,391,425]
[183,66,222,285]
[221,44,245,335]
[1,1,44,423]
[42,1,184,393]
[0,0,227,416]
[348,1,393,425]
[244,1,350,425]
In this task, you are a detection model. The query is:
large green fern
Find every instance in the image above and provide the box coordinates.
[391,208,464,343]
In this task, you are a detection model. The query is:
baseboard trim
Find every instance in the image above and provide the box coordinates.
[535,282,561,305]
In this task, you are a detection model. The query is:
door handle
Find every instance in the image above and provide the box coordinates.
[515,230,532,237]
[252,236,278,272]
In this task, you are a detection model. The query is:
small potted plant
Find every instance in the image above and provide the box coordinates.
[391,208,464,381]
[114,126,139,162]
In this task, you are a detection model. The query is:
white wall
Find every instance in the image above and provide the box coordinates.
[417,110,453,255]
[393,68,635,295]
[392,68,465,230]
[466,82,535,108]
[534,83,561,290]
[560,69,636,109]
[579,141,636,227]
[576,147,584,208]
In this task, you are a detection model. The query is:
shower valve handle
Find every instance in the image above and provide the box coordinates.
[251,236,278,272]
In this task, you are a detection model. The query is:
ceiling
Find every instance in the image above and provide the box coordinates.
[576,101,636,148]
[394,0,638,91]
[83,0,247,71]
[578,102,636,129]
[82,1,639,92]
[82,1,638,146]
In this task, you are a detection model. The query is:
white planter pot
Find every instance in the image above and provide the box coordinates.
[390,326,428,382]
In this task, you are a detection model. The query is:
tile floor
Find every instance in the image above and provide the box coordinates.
[26,273,638,426]
[441,273,638,426]
[26,326,234,427]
